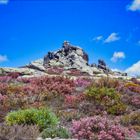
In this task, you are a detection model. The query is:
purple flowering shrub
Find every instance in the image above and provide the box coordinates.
[67,69,89,76]
[0,76,76,122]
[131,95,140,108]
[67,69,82,76]
[64,94,85,108]
[121,111,140,132]
[125,82,140,94]
[117,81,140,109]
[0,83,9,95]
[29,76,75,95]
[0,72,20,83]
[0,76,13,83]
[74,78,92,88]
[7,72,20,79]
[47,67,64,75]
[0,93,7,102]
[0,75,140,139]
[70,116,137,140]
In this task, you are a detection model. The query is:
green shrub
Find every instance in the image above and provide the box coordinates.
[85,87,127,115]
[86,87,120,103]
[5,108,59,129]
[107,102,127,115]
[41,126,70,139]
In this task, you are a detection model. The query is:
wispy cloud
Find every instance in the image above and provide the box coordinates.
[0,55,8,63]
[0,0,9,5]
[125,61,140,76]
[127,0,140,11]
[111,52,125,62]
[92,35,103,41]
[104,33,120,43]
[93,33,120,43]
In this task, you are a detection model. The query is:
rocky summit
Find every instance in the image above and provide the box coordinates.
[0,41,128,79]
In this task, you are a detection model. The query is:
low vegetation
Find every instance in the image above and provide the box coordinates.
[5,108,58,130]
[0,75,140,139]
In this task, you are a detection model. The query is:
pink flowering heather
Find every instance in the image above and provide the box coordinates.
[17,77,31,83]
[0,94,7,102]
[47,67,64,75]
[0,83,8,95]
[70,116,137,140]
[28,76,76,95]
[74,78,92,88]
[0,76,12,83]
[67,69,82,76]
[131,95,140,108]
[7,72,20,79]
[64,94,85,106]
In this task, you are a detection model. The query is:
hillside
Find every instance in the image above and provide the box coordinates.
[0,44,140,139]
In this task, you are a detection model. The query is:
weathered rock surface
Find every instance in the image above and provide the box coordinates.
[98,59,110,73]
[26,59,46,71]
[43,41,103,76]
[0,41,130,79]
[0,67,35,75]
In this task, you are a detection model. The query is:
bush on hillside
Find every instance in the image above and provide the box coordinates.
[5,108,59,129]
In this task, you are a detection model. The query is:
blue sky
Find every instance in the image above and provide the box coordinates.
[0,0,140,75]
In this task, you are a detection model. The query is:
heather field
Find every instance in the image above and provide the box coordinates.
[0,73,140,140]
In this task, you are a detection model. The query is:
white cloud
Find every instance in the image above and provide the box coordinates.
[0,55,8,63]
[93,35,103,41]
[0,0,8,4]
[111,52,125,62]
[127,0,140,11]
[104,33,120,43]
[125,61,140,76]
[111,68,122,72]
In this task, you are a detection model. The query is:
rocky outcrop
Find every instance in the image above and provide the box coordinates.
[26,59,46,72]
[98,59,110,73]
[0,41,130,79]
[0,67,34,76]
[43,41,103,76]
[44,41,89,67]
